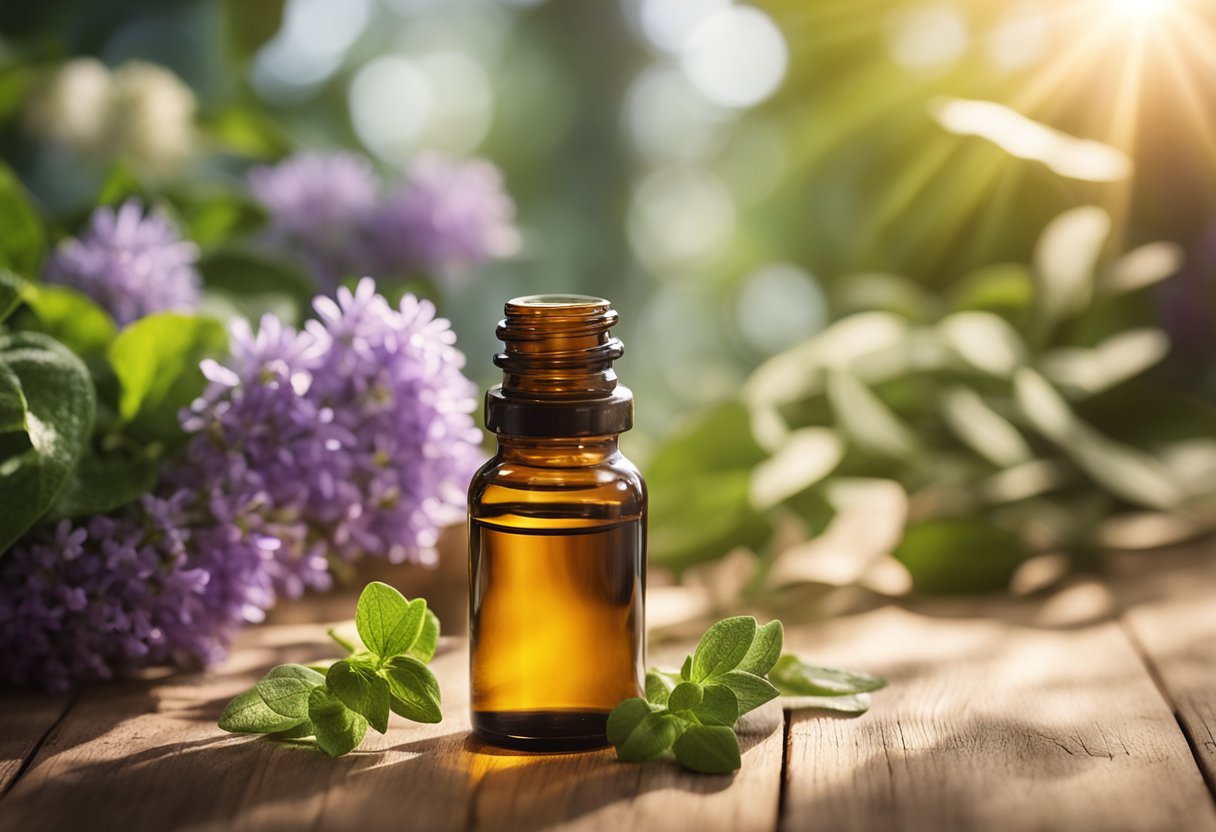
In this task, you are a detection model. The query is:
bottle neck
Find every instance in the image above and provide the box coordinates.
[485,294,633,438]
[496,435,621,467]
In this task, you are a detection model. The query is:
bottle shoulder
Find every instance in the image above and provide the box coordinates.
[468,451,647,518]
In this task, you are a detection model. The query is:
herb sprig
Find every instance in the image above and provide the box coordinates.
[608,616,885,774]
[218,581,443,756]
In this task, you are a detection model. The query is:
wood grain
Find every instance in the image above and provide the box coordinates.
[1114,547,1216,799]
[0,692,72,795]
[780,605,1216,832]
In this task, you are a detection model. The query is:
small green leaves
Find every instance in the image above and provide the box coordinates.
[691,616,757,682]
[673,726,741,775]
[217,583,444,757]
[607,699,680,762]
[738,620,783,677]
[218,689,305,734]
[255,664,326,719]
[309,686,368,758]
[667,682,703,712]
[382,656,442,723]
[356,581,426,661]
[608,616,886,775]
[327,660,390,734]
[769,655,887,697]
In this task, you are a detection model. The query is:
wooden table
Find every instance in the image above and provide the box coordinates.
[2,547,1215,832]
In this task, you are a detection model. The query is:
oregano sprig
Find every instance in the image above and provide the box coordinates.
[608,616,886,774]
[218,581,443,756]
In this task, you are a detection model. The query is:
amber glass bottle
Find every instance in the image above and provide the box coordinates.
[468,295,646,752]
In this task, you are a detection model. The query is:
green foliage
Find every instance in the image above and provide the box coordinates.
[0,332,95,555]
[18,284,117,357]
[217,582,444,757]
[108,313,226,441]
[0,161,44,275]
[651,206,1214,596]
[610,615,885,774]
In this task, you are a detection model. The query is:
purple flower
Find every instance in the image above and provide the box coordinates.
[248,152,381,289]
[0,492,272,692]
[372,154,520,277]
[182,277,482,596]
[43,199,201,326]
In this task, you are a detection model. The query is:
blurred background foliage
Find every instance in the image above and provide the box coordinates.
[1,0,1214,601]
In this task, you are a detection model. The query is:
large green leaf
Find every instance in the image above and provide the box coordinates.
[107,313,227,441]
[48,437,159,519]
[19,283,118,357]
[0,269,22,323]
[0,332,96,555]
[0,162,44,275]
[893,518,1026,595]
[647,402,772,569]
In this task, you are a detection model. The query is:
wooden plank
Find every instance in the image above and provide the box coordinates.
[0,693,72,795]
[0,625,784,832]
[1114,546,1216,799]
[0,625,468,832]
[780,604,1216,832]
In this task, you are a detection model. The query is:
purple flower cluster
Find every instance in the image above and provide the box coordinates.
[372,155,521,276]
[0,493,272,692]
[247,152,518,289]
[0,277,484,690]
[181,278,483,597]
[44,199,201,326]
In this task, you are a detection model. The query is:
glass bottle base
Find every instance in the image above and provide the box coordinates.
[471,710,611,752]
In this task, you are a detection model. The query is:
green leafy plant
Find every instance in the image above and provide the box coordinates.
[608,616,885,774]
[218,581,443,757]
[648,206,1216,597]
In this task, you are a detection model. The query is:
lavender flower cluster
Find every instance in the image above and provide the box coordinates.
[250,152,520,289]
[2,185,488,689]
[44,199,201,325]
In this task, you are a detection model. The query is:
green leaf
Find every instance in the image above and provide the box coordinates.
[691,685,738,727]
[0,269,22,324]
[646,402,771,570]
[645,670,674,707]
[716,671,780,716]
[218,689,307,734]
[381,655,442,723]
[108,313,226,439]
[691,616,757,682]
[197,246,314,305]
[607,698,652,745]
[680,656,692,681]
[327,659,390,734]
[0,361,26,433]
[667,681,703,713]
[1033,206,1108,331]
[672,725,741,774]
[356,582,426,660]
[738,620,783,677]
[408,609,441,663]
[271,721,315,739]
[781,693,873,714]
[48,438,158,519]
[0,161,45,274]
[0,332,95,555]
[826,371,918,459]
[203,106,293,160]
[769,655,886,697]
[308,685,368,758]
[607,698,682,763]
[254,664,326,719]
[893,518,1027,595]
[19,284,117,356]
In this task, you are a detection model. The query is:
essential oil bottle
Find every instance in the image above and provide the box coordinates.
[468,295,646,752]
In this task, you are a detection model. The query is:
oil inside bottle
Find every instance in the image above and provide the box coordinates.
[469,516,644,751]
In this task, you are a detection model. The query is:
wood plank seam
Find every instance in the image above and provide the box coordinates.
[776,709,792,832]
[1118,615,1216,808]
[0,691,77,801]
